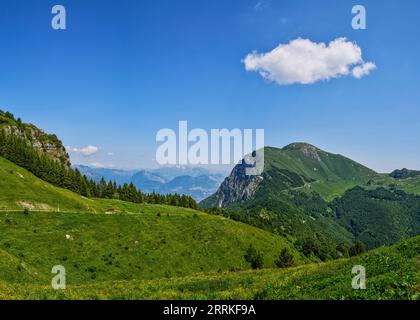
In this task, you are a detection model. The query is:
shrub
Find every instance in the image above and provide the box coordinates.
[275,248,295,268]
[244,245,264,269]
[350,240,366,256]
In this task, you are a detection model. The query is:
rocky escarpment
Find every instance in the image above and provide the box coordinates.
[204,160,264,208]
[0,110,70,167]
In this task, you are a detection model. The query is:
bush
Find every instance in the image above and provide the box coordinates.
[244,245,264,269]
[275,248,295,268]
[23,208,30,215]
[350,240,366,256]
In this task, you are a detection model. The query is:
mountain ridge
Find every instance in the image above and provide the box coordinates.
[202,143,378,208]
[76,165,225,201]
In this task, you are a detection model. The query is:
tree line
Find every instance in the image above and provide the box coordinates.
[0,129,198,209]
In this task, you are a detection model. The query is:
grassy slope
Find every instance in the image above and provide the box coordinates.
[362,173,420,197]
[0,155,304,297]
[0,157,102,212]
[394,177,420,195]
[0,156,192,214]
[0,209,300,286]
[2,236,418,300]
[264,146,378,201]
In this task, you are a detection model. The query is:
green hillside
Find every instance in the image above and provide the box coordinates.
[390,176,420,196]
[0,207,300,287]
[2,236,418,300]
[0,156,193,214]
[331,187,420,249]
[0,157,101,212]
[264,144,378,200]
[0,153,307,299]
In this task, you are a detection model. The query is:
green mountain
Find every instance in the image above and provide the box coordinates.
[202,143,378,208]
[201,143,420,256]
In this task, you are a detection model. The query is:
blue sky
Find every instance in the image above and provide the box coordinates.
[0,0,419,172]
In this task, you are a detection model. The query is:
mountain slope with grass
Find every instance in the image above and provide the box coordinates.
[0,208,300,287]
[0,156,102,212]
[202,143,378,208]
[2,235,418,300]
[0,150,303,294]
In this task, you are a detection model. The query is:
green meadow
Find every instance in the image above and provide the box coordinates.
[1,236,418,300]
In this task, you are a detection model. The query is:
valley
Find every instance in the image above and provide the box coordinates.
[0,113,419,300]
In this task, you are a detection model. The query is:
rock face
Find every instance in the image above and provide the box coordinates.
[0,110,70,167]
[283,142,321,161]
[210,160,264,208]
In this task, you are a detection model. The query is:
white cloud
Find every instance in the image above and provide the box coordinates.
[254,1,270,11]
[352,61,376,79]
[243,37,376,85]
[90,162,105,168]
[107,152,114,156]
[67,145,99,157]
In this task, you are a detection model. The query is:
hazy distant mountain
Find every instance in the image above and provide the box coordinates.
[131,169,225,201]
[158,174,224,201]
[131,170,167,191]
[75,165,226,201]
[74,165,137,185]
[150,166,214,181]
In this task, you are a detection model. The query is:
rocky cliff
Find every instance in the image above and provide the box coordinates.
[0,110,70,167]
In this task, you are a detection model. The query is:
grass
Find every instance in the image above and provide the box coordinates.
[392,177,420,195]
[1,236,418,300]
[0,157,101,212]
[263,146,378,200]
[0,209,299,286]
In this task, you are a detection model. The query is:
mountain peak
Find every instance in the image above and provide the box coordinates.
[283,142,319,151]
[283,142,321,161]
